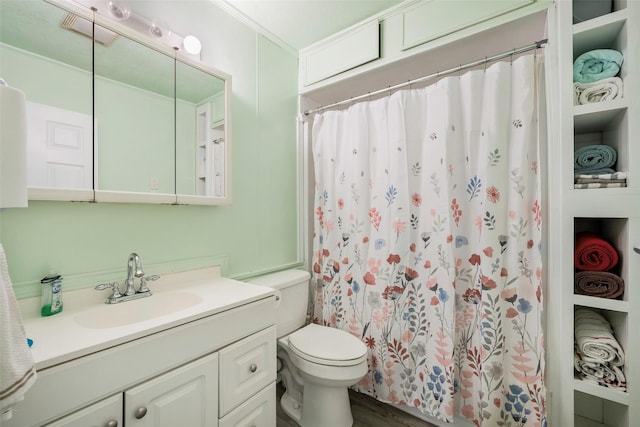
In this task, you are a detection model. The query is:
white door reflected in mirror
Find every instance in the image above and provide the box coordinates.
[26,101,93,190]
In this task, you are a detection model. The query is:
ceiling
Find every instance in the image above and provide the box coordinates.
[219,0,404,51]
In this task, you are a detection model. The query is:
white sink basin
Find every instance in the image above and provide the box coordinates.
[74,291,203,329]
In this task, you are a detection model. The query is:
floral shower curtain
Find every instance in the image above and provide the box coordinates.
[311,55,546,426]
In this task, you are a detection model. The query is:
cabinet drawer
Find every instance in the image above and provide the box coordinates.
[219,327,276,416]
[219,382,276,427]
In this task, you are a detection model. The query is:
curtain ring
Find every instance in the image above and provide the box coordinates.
[483,58,487,72]
[458,64,462,78]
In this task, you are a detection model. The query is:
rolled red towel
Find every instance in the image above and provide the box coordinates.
[574,232,619,271]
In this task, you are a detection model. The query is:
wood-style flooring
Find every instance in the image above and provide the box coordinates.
[276,383,437,427]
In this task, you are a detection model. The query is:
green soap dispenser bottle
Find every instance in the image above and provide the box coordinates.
[41,274,63,316]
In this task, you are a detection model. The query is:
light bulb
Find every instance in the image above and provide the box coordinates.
[182,35,201,55]
[108,1,130,20]
[149,22,169,40]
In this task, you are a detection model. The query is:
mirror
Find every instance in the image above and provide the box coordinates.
[0,0,94,201]
[0,0,230,204]
[175,60,227,199]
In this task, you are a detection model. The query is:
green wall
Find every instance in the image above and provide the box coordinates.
[0,0,300,298]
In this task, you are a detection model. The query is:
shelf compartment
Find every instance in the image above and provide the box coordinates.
[573,100,626,133]
[573,9,627,54]
[574,307,628,399]
[574,218,629,302]
[574,379,629,405]
[572,8,628,113]
[574,390,629,427]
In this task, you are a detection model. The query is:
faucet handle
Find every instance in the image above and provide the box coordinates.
[95,282,122,303]
[138,275,160,293]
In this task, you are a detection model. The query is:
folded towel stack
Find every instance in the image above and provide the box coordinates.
[573,49,624,105]
[574,308,626,390]
[574,232,624,300]
[573,145,626,189]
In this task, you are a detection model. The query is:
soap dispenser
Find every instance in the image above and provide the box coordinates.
[40,274,63,316]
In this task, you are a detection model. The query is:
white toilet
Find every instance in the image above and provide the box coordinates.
[249,269,368,427]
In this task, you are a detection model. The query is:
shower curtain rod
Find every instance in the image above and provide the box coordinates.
[303,38,548,116]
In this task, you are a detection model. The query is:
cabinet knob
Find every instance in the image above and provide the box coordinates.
[634,244,640,254]
[134,407,148,419]
[249,363,258,373]
[105,421,118,427]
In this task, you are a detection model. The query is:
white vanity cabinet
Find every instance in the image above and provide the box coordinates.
[7,274,278,427]
[44,352,219,427]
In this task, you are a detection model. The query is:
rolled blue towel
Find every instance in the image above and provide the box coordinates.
[574,145,617,173]
[573,49,623,83]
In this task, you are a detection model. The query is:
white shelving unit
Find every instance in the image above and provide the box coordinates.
[549,1,639,426]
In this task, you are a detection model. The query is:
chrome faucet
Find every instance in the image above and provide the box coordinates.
[95,253,160,304]
[125,253,145,296]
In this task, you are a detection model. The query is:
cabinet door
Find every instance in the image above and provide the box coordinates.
[44,394,122,427]
[219,327,276,416]
[401,0,534,50]
[219,382,275,427]
[124,352,218,427]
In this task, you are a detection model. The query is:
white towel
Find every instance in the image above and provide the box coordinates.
[574,171,628,180]
[574,307,625,366]
[0,244,36,420]
[573,77,623,105]
[574,350,626,391]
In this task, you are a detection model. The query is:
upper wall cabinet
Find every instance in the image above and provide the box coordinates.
[301,20,379,86]
[0,0,231,205]
[401,0,534,50]
[299,0,547,93]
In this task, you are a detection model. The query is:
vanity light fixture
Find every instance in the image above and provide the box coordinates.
[182,35,202,55]
[71,0,202,60]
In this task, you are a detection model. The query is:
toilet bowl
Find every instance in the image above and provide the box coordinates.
[249,270,368,427]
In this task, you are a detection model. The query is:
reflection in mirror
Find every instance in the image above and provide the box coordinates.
[175,60,226,197]
[93,23,175,196]
[0,0,93,194]
[1,0,231,204]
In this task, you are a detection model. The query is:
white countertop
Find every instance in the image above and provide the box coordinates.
[18,267,275,370]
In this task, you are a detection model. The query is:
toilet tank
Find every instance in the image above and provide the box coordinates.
[248,269,311,338]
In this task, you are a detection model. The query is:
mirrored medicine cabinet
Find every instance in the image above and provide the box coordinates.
[0,0,231,205]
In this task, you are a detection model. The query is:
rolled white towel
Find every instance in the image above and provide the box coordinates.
[574,307,624,366]
[574,350,626,391]
[573,77,623,105]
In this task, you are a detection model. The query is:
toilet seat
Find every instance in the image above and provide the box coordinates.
[287,324,367,366]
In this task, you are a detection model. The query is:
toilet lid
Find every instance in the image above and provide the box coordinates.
[288,324,367,366]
